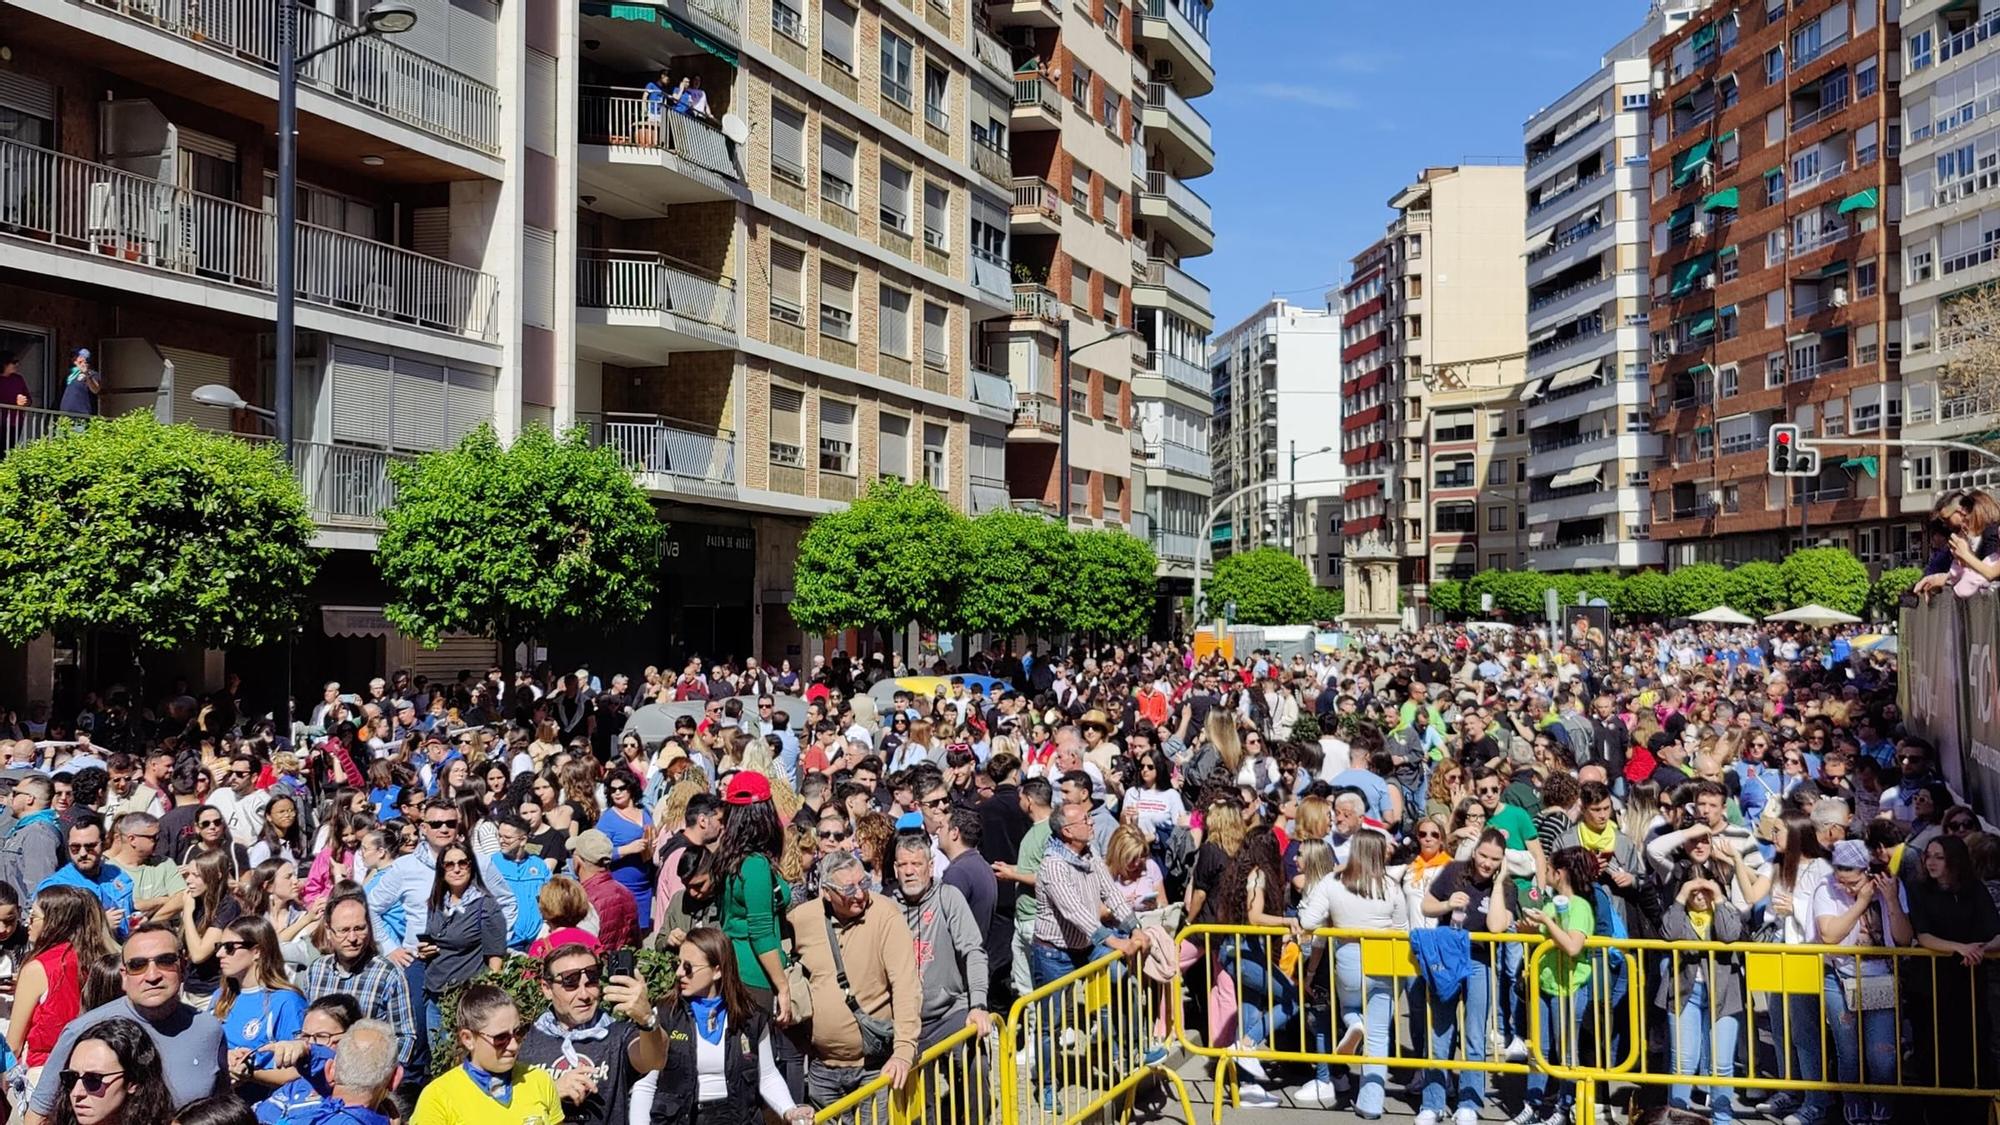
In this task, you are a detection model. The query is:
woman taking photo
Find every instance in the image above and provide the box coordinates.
[596,769,657,923]
[239,858,322,973]
[713,772,793,1023]
[416,841,508,1039]
[177,850,246,1009]
[1297,833,1407,1115]
[247,794,307,871]
[649,926,814,1125]
[6,887,117,1093]
[214,915,307,1098]
[1813,839,1913,1125]
[51,1017,173,1125]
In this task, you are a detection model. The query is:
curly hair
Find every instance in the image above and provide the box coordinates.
[51,1017,173,1125]
[1210,826,1283,923]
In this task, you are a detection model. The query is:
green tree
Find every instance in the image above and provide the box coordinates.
[1721,560,1786,618]
[1310,587,1345,622]
[1780,547,1871,616]
[1065,529,1157,639]
[954,510,1073,636]
[1616,570,1670,621]
[791,477,967,643]
[1429,579,1465,618]
[1204,547,1317,625]
[1496,571,1554,617]
[1576,572,1625,608]
[378,424,662,666]
[1664,563,1730,617]
[1871,567,1922,620]
[0,412,319,649]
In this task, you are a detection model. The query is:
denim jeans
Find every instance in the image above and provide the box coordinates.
[1525,984,1591,1115]
[1420,960,1491,1114]
[1766,991,1833,1123]
[1219,936,1298,1051]
[1824,974,1896,1125]
[1667,980,1739,1125]
[1496,940,1526,1043]
[1028,940,1113,1095]
[1331,941,1394,1115]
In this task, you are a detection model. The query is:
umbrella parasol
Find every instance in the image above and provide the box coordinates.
[1763,604,1864,627]
[1688,606,1756,625]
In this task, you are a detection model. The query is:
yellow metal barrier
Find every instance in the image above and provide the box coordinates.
[812,1023,999,1125]
[1000,948,1197,1125]
[1176,924,1542,1123]
[1525,935,1999,1124]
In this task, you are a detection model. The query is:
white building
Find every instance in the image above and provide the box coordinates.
[1207,299,1343,584]
[1520,11,1679,571]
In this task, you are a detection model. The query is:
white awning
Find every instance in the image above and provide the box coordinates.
[1546,358,1606,392]
[1523,377,1550,401]
[1528,325,1560,345]
[322,605,394,638]
[1548,465,1604,490]
[1524,226,1556,254]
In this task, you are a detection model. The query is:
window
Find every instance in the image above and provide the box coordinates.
[923,423,947,488]
[1720,363,1739,398]
[1070,64,1092,111]
[1913,455,1935,490]
[1764,166,1785,204]
[1766,353,1785,388]
[1100,0,1119,34]
[819,399,855,474]
[1104,474,1123,514]
[1102,279,1122,329]
[1071,165,1091,210]
[880,31,913,107]
[923,181,949,249]
[1909,29,1933,73]
[772,0,805,43]
[1909,245,1934,284]
[771,102,806,184]
[819,262,856,339]
[1765,46,1784,85]
[1719,75,1739,110]
[821,0,855,71]
[971,198,1007,266]
[877,412,910,479]
[923,301,948,369]
[1857,58,1877,98]
[1487,459,1507,486]
[924,65,948,130]
[1435,502,1476,533]
[1488,507,1507,532]
[1721,250,1740,281]
[878,284,910,357]
[1856,260,1878,296]
[1101,183,1123,228]
[770,387,805,466]
[1070,261,1092,308]
[819,129,856,208]
[879,159,911,232]
[769,242,806,324]
[1100,88,1122,131]
[1622,92,1649,111]
[1102,376,1123,422]
[1408,233,1422,257]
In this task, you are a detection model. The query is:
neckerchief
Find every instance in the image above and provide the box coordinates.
[689,995,728,1044]
[531,1008,612,1072]
[1687,907,1713,939]
[1576,820,1618,854]
[462,1062,512,1107]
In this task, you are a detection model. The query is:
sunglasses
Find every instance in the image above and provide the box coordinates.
[1475,786,1502,796]
[677,960,713,976]
[469,1028,522,1049]
[442,858,473,870]
[819,827,853,841]
[121,953,181,974]
[1417,829,1442,839]
[826,881,868,899]
[551,966,602,990]
[425,819,460,829]
[197,818,223,828]
[68,842,101,853]
[215,940,252,955]
[60,1070,124,1097]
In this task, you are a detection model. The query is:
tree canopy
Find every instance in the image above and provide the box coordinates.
[1721,561,1785,618]
[1663,563,1730,618]
[791,477,967,637]
[378,424,662,654]
[954,509,1073,636]
[1780,547,1871,616]
[0,412,320,649]
[1203,548,1319,625]
[1871,567,1921,620]
[1065,529,1158,638]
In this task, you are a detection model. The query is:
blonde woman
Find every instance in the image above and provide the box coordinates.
[1289,797,1332,893]
[1186,709,1244,795]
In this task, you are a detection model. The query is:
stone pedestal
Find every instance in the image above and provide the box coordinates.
[1342,555,1402,632]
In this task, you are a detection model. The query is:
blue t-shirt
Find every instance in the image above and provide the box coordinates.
[369,786,402,821]
[1328,767,1393,820]
[254,1045,335,1125]
[364,867,405,946]
[226,987,307,1054]
[490,852,551,948]
[36,863,135,935]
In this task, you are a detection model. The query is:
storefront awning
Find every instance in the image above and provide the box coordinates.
[1702,186,1740,212]
[1547,358,1606,392]
[1549,465,1604,490]
[1837,188,1879,214]
[322,606,395,638]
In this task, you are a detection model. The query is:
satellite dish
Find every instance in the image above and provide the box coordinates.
[721,114,750,145]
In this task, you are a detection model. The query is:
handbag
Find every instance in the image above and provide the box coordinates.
[822,908,897,1062]
[1842,972,1897,1011]
[784,955,813,1023]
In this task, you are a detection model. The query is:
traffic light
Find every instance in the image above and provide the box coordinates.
[1768,424,1798,475]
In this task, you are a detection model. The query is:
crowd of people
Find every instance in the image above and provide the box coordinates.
[0,607,1991,1125]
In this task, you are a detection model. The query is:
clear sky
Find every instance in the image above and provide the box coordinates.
[1198,0,1653,335]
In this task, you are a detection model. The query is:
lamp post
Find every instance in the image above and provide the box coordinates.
[274,1,418,464]
[1058,321,1136,521]
[1286,442,1335,552]
[1195,474,1386,619]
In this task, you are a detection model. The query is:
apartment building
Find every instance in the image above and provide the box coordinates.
[1895,0,2000,540]
[574,0,1021,668]
[1206,300,1342,584]
[988,0,1215,621]
[0,0,537,692]
[1646,0,1904,567]
[1338,164,1529,603]
[1521,12,1683,573]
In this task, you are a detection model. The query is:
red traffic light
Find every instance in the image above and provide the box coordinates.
[1775,431,1791,444]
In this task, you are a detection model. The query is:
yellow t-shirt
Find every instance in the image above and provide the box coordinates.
[411,1064,565,1125]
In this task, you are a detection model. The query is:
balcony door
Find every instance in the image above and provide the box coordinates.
[0,71,52,231]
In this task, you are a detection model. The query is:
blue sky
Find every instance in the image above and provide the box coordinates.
[1198,0,1651,333]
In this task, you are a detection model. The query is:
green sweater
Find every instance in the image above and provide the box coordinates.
[721,853,787,990]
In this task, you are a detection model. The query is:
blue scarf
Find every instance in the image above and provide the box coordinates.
[688,995,728,1044]
[5,809,55,840]
[462,1063,512,1107]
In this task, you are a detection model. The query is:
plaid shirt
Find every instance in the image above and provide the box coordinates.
[301,953,416,1063]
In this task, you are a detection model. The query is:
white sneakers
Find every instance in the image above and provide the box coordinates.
[1414,1113,1441,1125]
[1236,1083,1281,1109]
[1456,1109,1481,1125]
[1233,1055,1269,1084]
[1290,1078,1341,1108]
[1504,1036,1531,1063]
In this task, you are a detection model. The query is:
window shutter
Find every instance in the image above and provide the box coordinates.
[447,0,500,85]
[445,367,494,442]
[772,103,806,180]
[393,357,448,450]
[924,181,948,247]
[923,302,948,367]
[772,386,804,448]
[330,346,395,445]
[770,242,806,315]
[821,263,855,310]
[879,285,910,356]
[522,226,555,329]
[821,1,855,68]
[525,49,557,154]
[879,412,910,478]
[411,207,451,259]
[0,70,54,120]
[158,347,234,432]
[821,130,855,182]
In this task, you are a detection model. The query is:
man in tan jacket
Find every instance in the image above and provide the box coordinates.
[788,848,923,1109]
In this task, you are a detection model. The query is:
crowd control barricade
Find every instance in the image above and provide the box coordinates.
[999,947,1197,1125]
[1525,936,2000,1125]
[813,1023,1000,1125]
[1175,923,1541,1123]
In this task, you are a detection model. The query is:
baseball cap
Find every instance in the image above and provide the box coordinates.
[572,830,614,865]
[723,771,772,805]
[895,811,926,833]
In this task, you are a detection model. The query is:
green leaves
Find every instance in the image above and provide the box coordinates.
[1871,566,1922,620]
[1722,560,1785,618]
[377,424,662,648]
[1065,529,1158,638]
[0,412,319,649]
[1203,548,1320,625]
[1780,547,1871,616]
[1428,579,1465,617]
[1663,562,1730,618]
[1615,571,1670,621]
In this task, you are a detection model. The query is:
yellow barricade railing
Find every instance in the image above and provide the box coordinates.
[1000,947,1196,1125]
[813,1023,999,1125]
[1176,923,1543,1123]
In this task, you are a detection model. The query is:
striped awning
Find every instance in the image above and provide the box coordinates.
[1549,465,1604,489]
[1547,358,1606,392]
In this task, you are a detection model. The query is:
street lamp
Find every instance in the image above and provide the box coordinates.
[1287,442,1336,551]
[1057,322,1136,521]
[190,383,277,425]
[273,1,417,464]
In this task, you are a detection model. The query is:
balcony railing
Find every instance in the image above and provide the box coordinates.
[1146,439,1209,475]
[575,250,737,330]
[1529,272,1608,311]
[1011,176,1061,219]
[1788,159,1848,194]
[1152,529,1200,563]
[1144,170,1215,235]
[1940,393,2000,421]
[1788,354,1851,381]
[972,27,1014,86]
[1527,216,1605,263]
[1012,283,1063,322]
[1013,74,1061,116]
[79,0,501,154]
[1789,219,1853,255]
[297,440,410,525]
[1792,30,1848,69]
[1014,391,1061,432]
[1528,168,1610,216]
[1527,107,1604,169]
[597,414,737,491]
[1671,502,1717,519]
[1794,483,1850,503]
[1145,350,1209,395]
[1137,257,1212,308]
[1144,82,1213,150]
[1528,321,1608,360]
[1941,9,2000,65]
[1791,91,1850,134]
[1531,428,1606,455]
[0,137,500,341]
[686,0,741,29]
[578,91,738,180]
[1932,167,2000,210]
[970,137,1009,187]
[1144,0,1209,43]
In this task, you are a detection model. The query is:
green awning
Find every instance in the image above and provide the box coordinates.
[1702,186,1740,211]
[1692,23,1719,50]
[1814,259,1850,279]
[1837,188,1879,214]
[1688,312,1717,337]
[1719,244,1740,259]
[1694,424,1714,434]
[1841,456,1881,478]
[1687,363,1713,376]
[1669,204,1696,229]
[1670,253,1715,296]
[1674,140,1715,187]
[590,2,741,66]
[1718,130,1737,143]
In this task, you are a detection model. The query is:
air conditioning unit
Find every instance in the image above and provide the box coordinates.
[1699,164,1716,187]
[1701,275,1717,290]
[1654,344,1676,362]
[1830,286,1849,307]
[1690,217,1708,237]
[1152,59,1176,81]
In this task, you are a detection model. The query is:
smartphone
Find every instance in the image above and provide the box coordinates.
[605,949,637,980]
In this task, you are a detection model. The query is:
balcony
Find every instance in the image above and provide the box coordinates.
[297,441,411,528]
[1528,168,1611,218]
[1011,74,1062,131]
[1152,529,1200,563]
[1670,501,1718,520]
[1789,219,1855,256]
[970,137,1010,191]
[66,0,500,160]
[1144,350,1210,397]
[971,474,1011,514]
[1788,159,1848,195]
[1134,257,1212,329]
[1011,283,1065,326]
[989,0,1061,28]
[575,250,737,361]
[1147,439,1209,476]
[597,414,737,499]
[1143,82,1216,177]
[1140,170,1216,256]
[1526,106,1605,171]
[1013,389,1061,439]
[1792,29,1848,70]
[578,91,739,216]
[1526,214,1608,267]
[1791,91,1850,135]
[0,137,500,345]
[1138,0,1214,96]
[1011,177,1062,235]
[970,366,1015,420]
[972,27,1015,89]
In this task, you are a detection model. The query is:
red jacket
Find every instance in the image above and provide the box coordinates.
[584,870,639,950]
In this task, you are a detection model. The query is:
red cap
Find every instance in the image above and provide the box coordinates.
[723,770,773,805]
